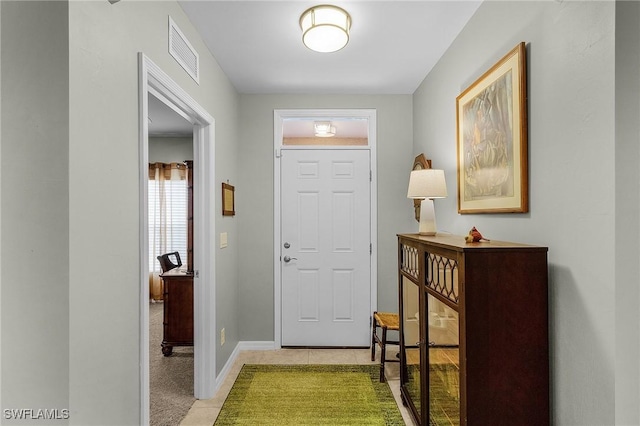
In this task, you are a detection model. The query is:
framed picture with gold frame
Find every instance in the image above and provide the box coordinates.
[456,42,528,214]
[222,182,235,216]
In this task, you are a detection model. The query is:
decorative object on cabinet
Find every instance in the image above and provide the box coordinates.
[464,226,489,243]
[456,42,528,214]
[397,233,549,425]
[370,311,400,382]
[407,169,447,236]
[412,154,432,222]
[222,182,235,216]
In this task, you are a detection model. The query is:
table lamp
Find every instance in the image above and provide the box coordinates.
[407,169,447,235]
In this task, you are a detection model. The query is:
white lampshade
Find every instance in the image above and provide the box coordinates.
[407,169,448,199]
[407,169,447,236]
[300,5,351,53]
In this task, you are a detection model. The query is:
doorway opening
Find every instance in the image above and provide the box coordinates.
[273,109,378,348]
[147,92,194,424]
[139,53,216,425]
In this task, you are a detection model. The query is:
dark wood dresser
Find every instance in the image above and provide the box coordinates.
[160,267,194,356]
[397,233,549,425]
[160,160,194,356]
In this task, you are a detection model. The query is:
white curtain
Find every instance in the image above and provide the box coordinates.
[148,162,188,300]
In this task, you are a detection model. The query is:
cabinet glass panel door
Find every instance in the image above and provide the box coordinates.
[427,293,460,425]
[402,276,421,419]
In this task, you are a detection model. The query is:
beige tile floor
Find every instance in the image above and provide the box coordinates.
[179,347,413,425]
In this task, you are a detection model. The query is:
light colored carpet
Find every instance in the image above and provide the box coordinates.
[150,301,195,426]
[214,364,405,425]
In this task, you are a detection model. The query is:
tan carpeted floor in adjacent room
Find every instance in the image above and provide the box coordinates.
[150,301,195,426]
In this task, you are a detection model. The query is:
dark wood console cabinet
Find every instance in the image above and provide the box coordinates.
[397,233,549,425]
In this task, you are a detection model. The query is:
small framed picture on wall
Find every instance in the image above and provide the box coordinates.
[222,182,235,216]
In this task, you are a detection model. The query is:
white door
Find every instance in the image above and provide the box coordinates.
[281,149,371,346]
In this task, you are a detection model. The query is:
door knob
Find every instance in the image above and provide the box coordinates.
[283,255,298,263]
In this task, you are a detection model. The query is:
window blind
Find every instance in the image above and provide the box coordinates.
[148,179,188,270]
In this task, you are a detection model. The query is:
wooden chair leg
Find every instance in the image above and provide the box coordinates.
[371,315,377,362]
[380,326,387,382]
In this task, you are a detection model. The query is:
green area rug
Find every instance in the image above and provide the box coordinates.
[214,364,405,425]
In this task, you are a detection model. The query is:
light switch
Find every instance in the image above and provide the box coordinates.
[220,232,228,248]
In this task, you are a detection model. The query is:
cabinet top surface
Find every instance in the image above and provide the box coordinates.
[398,233,547,252]
[160,268,194,278]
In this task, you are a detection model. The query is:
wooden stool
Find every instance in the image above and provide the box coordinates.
[371,311,400,382]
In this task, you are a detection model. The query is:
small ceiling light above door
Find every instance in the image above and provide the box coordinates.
[314,122,336,137]
[300,5,351,53]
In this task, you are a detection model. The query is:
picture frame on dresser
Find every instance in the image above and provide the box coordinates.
[456,42,528,214]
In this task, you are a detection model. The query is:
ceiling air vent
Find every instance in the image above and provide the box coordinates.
[168,16,200,84]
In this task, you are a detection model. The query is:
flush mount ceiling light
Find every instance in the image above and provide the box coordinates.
[314,121,336,137]
[300,5,351,53]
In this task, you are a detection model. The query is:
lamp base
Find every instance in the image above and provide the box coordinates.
[418,199,438,235]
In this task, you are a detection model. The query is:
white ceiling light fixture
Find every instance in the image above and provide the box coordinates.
[314,121,336,137]
[300,5,351,53]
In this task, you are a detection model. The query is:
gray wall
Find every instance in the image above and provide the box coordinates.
[68,1,240,422]
[236,95,414,341]
[412,1,631,424]
[1,1,240,424]
[615,1,640,423]
[1,2,70,422]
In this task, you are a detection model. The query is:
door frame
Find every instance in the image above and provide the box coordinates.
[139,53,217,424]
[273,109,377,348]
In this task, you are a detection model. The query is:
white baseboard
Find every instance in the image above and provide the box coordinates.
[214,341,277,392]
[237,341,278,351]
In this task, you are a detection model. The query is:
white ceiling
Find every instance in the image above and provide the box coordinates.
[149,1,483,135]
[178,0,482,95]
